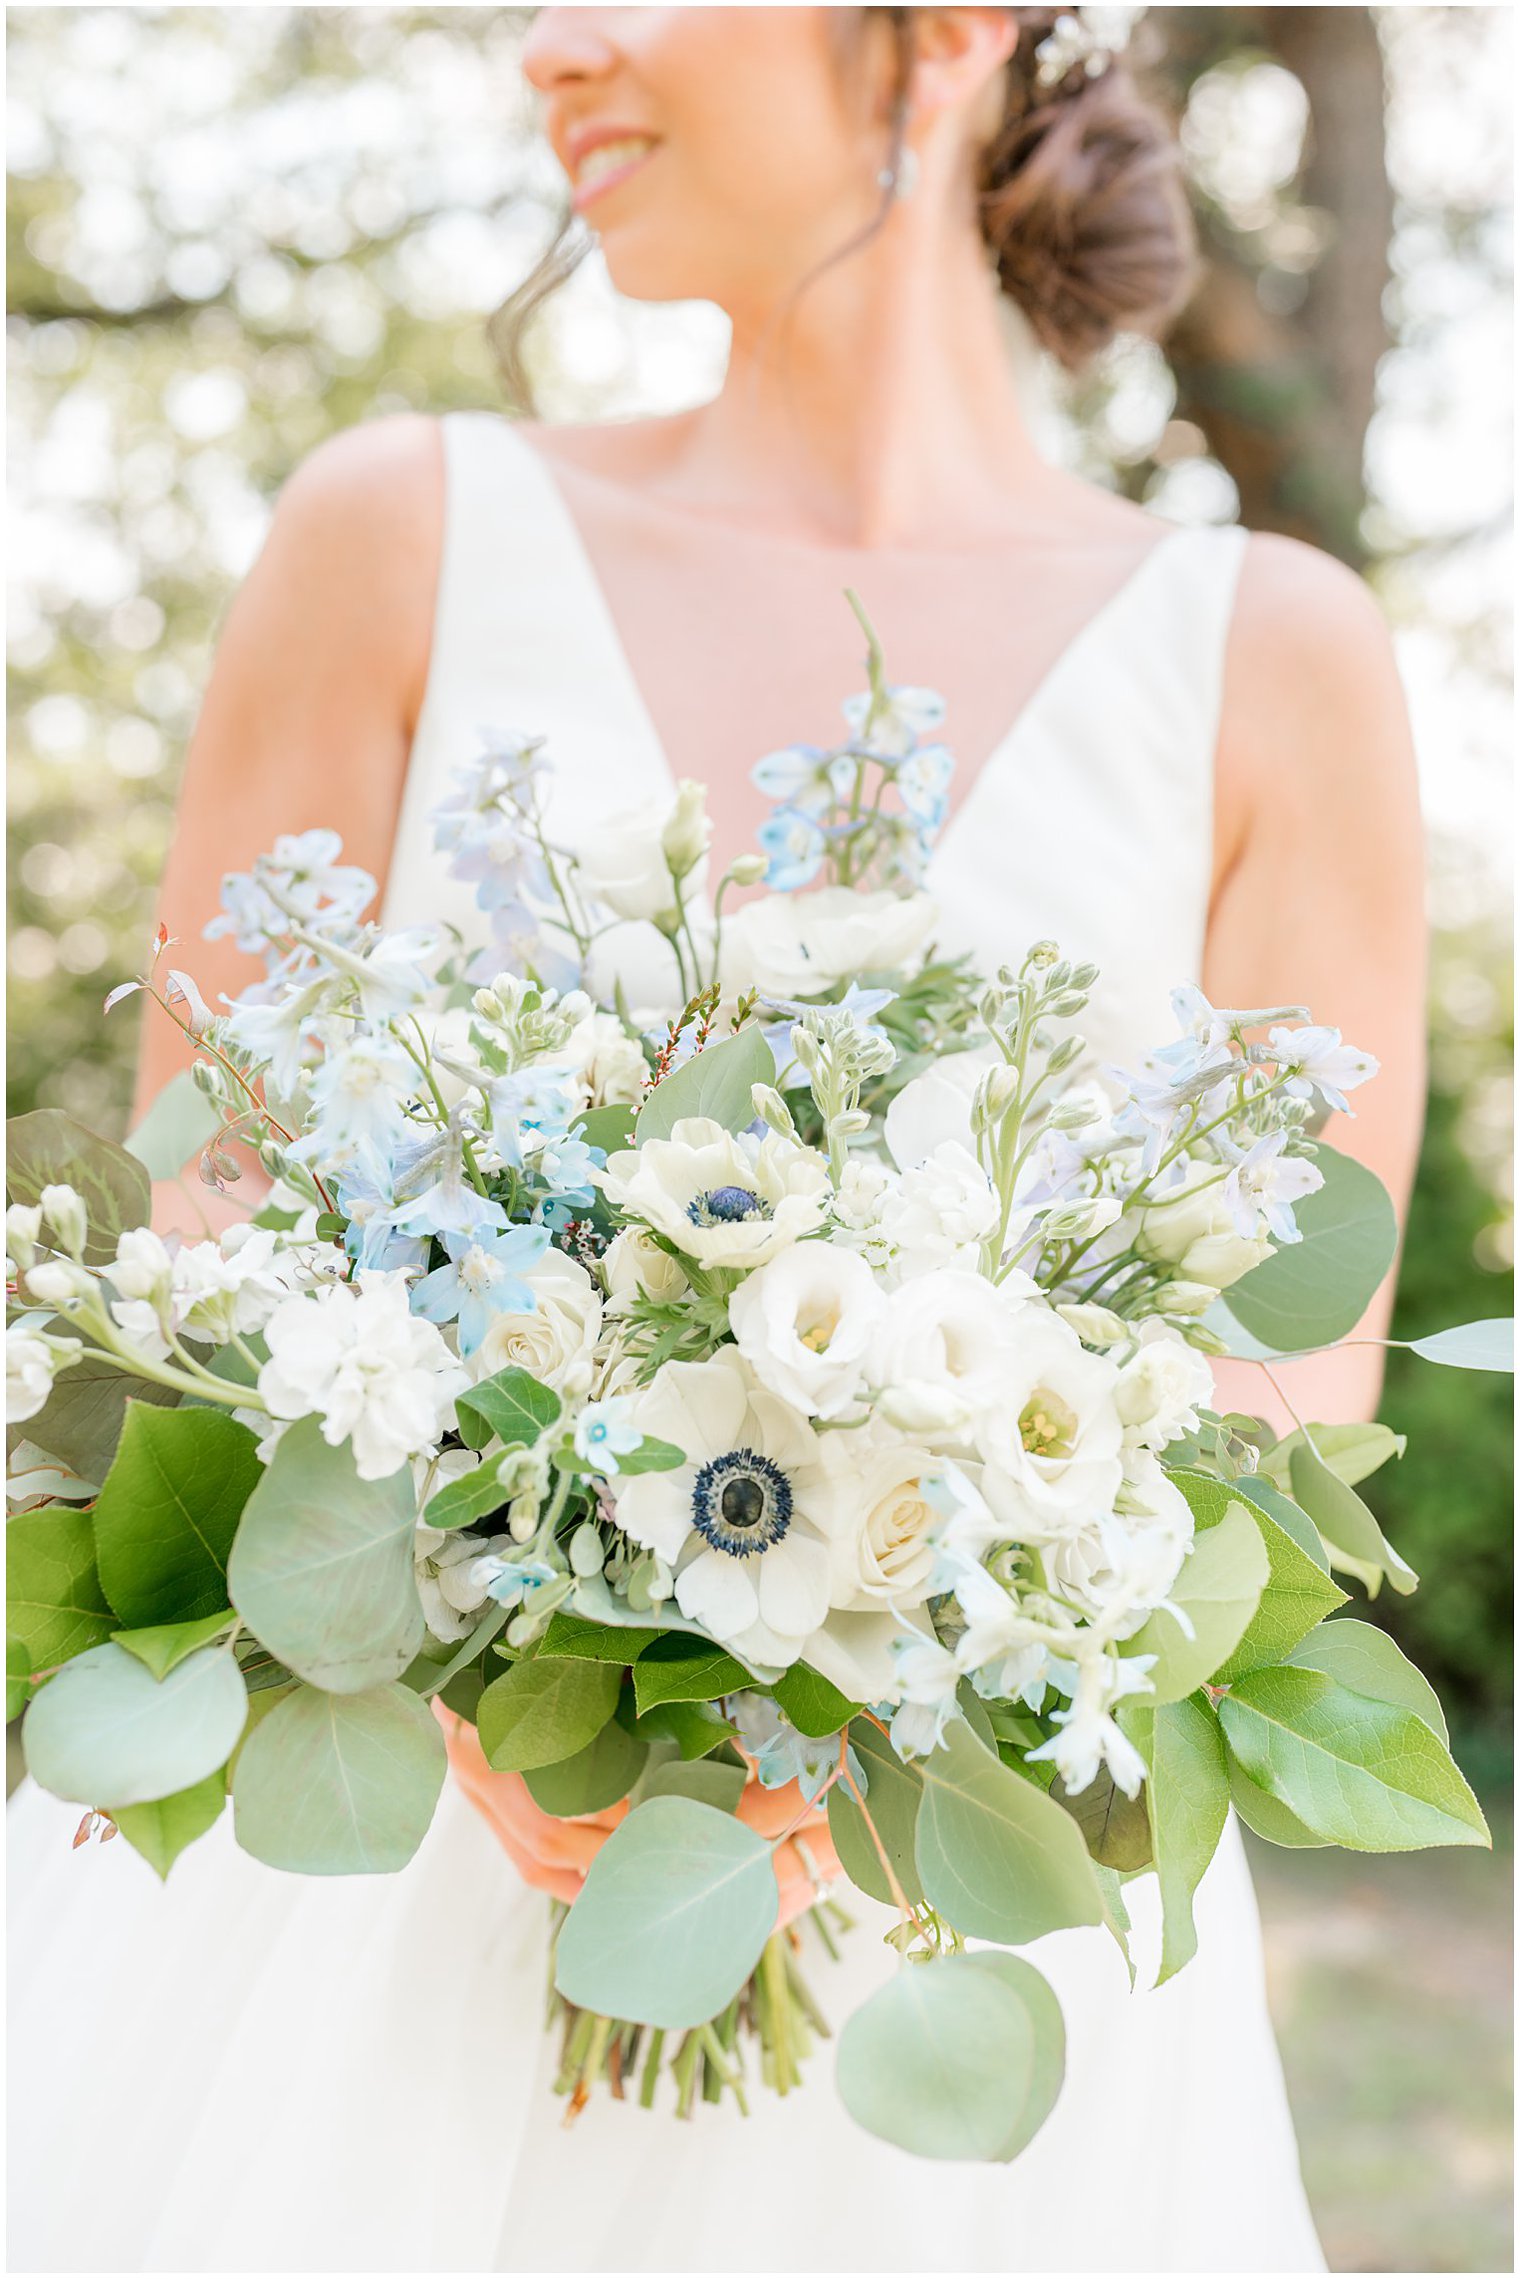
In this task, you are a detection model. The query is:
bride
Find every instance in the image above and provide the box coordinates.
[10,9,1426,2272]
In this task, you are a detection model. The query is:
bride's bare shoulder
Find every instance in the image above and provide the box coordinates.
[267,412,445,573]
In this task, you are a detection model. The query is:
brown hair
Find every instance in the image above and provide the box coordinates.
[491,6,1194,404]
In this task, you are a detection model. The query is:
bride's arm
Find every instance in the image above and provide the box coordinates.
[133,416,443,1224]
[1204,533,1428,1434]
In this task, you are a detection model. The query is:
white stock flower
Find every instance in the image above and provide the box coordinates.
[599,1117,830,1271]
[1028,1650,1155,1797]
[721,886,936,1001]
[469,1249,603,1400]
[878,1142,999,1276]
[887,1631,965,1757]
[728,1244,883,1419]
[972,1305,1125,1530]
[613,1347,839,1667]
[6,1323,78,1423]
[258,1269,468,1481]
[1114,1320,1215,1453]
[562,1009,649,1109]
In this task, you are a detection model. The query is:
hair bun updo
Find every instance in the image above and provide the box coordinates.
[975,8,1195,368]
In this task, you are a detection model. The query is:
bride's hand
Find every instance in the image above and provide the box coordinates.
[437,1707,842,1924]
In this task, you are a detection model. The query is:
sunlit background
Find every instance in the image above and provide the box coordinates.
[6,8,1512,2267]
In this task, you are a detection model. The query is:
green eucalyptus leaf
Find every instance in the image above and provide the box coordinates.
[634,1026,775,1144]
[112,1609,236,1680]
[455,1366,562,1454]
[771,1661,861,1739]
[477,1656,620,1772]
[93,1404,261,1627]
[1125,1694,1230,1982]
[7,1635,34,1721]
[572,1104,637,1157]
[632,1634,751,1711]
[1288,1440,1417,1597]
[1125,1497,1269,1702]
[605,1434,686,1476]
[6,1505,114,1666]
[1405,1317,1513,1372]
[228,1418,423,1692]
[835,1951,1065,2163]
[1211,1498,1348,1683]
[1218,1666,1488,1852]
[628,1696,738,1761]
[639,1757,748,1812]
[6,1109,151,1267]
[1050,1763,1152,1871]
[232,1681,445,1874]
[23,1641,246,1807]
[111,1769,226,1879]
[553,1794,779,2028]
[1221,1145,1398,1351]
[915,1720,1103,1942]
[538,1611,663,1664]
[827,1718,926,1908]
[123,1070,222,1183]
[1285,1617,1447,1742]
[1258,1421,1405,1495]
[523,1717,647,1817]
[422,1451,511,1532]
[19,1356,179,1483]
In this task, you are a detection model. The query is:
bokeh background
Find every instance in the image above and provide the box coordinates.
[6,8,1512,2267]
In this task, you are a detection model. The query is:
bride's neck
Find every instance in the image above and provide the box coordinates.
[661,216,1043,548]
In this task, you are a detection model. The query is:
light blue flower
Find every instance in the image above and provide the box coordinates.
[389,1124,511,1247]
[758,807,826,891]
[472,1552,561,1611]
[841,683,947,759]
[487,1068,579,1172]
[726,1693,861,1803]
[334,1138,433,1273]
[410,1222,550,1354]
[295,1031,415,1160]
[751,744,831,812]
[897,742,955,832]
[573,1397,643,1473]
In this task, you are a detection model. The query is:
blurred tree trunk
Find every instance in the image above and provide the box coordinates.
[1149,6,1394,566]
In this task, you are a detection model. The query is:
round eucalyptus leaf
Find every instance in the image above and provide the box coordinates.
[232,1681,445,1874]
[554,1795,778,2028]
[836,1951,1065,2162]
[1221,1144,1397,1353]
[915,1722,1102,1943]
[23,1641,247,1807]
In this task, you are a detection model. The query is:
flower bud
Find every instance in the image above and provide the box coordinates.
[876,1382,974,1437]
[40,1185,88,1258]
[568,1522,606,1579]
[1042,1196,1122,1242]
[1155,1279,1218,1318]
[750,1084,797,1139]
[661,780,711,879]
[1055,1301,1128,1347]
[1026,941,1060,970]
[26,1258,96,1309]
[725,853,769,888]
[5,1204,42,1273]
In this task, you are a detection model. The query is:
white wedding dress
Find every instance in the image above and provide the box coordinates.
[7,416,1325,2275]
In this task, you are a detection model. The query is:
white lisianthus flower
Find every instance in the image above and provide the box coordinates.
[868,1267,1030,1443]
[598,1117,830,1271]
[6,1322,79,1423]
[469,1249,603,1400]
[259,1270,468,1481]
[801,1429,949,1610]
[576,794,698,925]
[600,1226,689,1312]
[1114,1320,1216,1453]
[883,1050,991,1169]
[613,1347,838,1667]
[728,1244,883,1419]
[562,1009,649,1109]
[721,886,936,1001]
[878,1141,999,1277]
[972,1305,1125,1529]
[1134,1161,1272,1289]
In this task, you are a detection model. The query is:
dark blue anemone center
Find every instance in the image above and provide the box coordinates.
[687,1185,772,1228]
[691,1447,793,1558]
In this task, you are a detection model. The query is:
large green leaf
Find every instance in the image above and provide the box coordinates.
[93,1404,261,1628]
[455,1366,561,1454]
[1218,1666,1488,1852]
[232,1681,446,1874]
[476,1656,620,1772]
[634,1026,774,1144]
[23,1640,247,1807]
[828,1718,926,1908]
[1124,1497,1268,1702]
[1230,1477,1330,1570]
[1406,1318,1513,1372]
[6,1110,151,1268]
[639,1756,748,1812]
[627,1695,737,1761]
[111,1769,227,1879]
[1289,1440,1417,1597]
[421,1451,513,1532]
[522,1717,647,1817]
[1285,1618,1447,1743]
[835,1951,1065,2162]
[915,1721,1103,1942]
[112,1609,237,1680]
[19,1356,179,1482]
[1211,1497,1348,1683]
[1258,1421,1405,1496]
[1220,1145,1398,1352]
[1226,1758,1326,1848]
[228,1418,423,1692]
[553,1794,779,2028]
[6,1506,114,1666]
[7,1636,32,1721]
[631,1634,751,1711]
[1050,1763,1152,1871]
[1125,1693,1229,1983]
[124,1070,222,1183]
[538,1611,664,1664]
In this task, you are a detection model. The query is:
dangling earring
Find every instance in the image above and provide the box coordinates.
[876,137,919,201]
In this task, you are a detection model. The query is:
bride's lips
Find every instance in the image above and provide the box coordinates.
[563,123,661,214]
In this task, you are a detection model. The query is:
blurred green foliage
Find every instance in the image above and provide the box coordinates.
[7,8,1512,1747]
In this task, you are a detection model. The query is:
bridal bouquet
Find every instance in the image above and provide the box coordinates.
[7,607,1506,2161]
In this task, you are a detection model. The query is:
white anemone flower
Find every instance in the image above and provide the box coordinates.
[613,1347,837,1667]
[597,1117,830,1271]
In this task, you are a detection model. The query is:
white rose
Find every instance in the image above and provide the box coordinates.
[576,794,700,925]
[598,1117,830,1271]
[600,1226,689,1312]
[1114,1320,1216,1453]
[802,1430,949,1611]
[729,1244,883,1419]
[470,1249,604,1400]
[1136,1162,1271,1289]
[867,1267,1029,1443]
[720,886,936,1000]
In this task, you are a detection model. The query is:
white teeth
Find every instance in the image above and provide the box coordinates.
[575,137,654,189]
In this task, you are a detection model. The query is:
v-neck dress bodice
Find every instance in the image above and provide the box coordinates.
[384,415,1246,1074]
[8,413,1324,2279]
